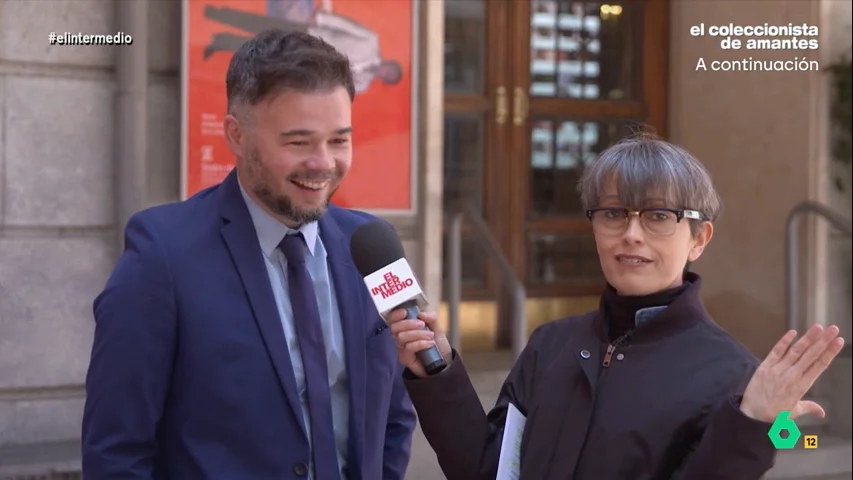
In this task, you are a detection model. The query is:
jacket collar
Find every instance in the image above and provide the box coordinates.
[594,272,710,345]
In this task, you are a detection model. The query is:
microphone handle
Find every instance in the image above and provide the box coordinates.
[399,299,447,375]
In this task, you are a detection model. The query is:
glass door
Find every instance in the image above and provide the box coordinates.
[505,0,669,298]
[441,0,670,347]
[442,0,514,300]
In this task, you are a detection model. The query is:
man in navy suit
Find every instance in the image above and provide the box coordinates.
[81,29,416,479]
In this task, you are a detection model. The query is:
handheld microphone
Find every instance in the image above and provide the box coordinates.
[350,221,448,376]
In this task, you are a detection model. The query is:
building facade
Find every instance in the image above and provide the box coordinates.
[0,0,850,475]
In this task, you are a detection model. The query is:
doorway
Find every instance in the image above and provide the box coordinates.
[442,0,669,346]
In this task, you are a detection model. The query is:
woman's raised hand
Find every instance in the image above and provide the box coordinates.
[740,324,845,423]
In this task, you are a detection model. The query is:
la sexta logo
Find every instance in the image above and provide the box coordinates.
[370,272,414,299]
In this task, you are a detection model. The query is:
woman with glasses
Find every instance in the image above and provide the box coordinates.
[387,134,845,479]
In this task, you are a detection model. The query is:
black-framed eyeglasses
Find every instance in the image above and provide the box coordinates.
[585,207,708,236]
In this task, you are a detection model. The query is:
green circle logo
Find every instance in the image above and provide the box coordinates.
[768,410,801,449]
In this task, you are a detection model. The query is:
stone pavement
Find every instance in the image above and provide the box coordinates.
[1,351,850,480]
[404,381,503,479]
[403,352,514,480]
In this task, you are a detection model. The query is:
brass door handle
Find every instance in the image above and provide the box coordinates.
[513,87,528,126]
[495,86,508,125]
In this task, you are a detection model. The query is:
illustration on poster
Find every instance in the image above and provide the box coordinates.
[201,0,403,94]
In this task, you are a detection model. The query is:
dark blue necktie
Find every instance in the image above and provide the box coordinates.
[279,233,340,480]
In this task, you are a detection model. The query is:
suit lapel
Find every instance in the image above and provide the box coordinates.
[320,210,367,474]
[218,171,306,438]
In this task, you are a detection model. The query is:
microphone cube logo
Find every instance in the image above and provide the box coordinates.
[371,272,415,299]
[363,258,423,316]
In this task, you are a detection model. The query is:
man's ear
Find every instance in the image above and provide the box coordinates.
[223,114,243,157]
[687,221,714,263]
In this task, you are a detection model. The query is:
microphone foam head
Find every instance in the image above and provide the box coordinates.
[349,221,406,277]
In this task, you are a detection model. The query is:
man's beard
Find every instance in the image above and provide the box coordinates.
[246,147,337,226]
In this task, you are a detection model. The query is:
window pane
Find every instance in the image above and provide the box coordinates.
[444,114,484,212]
[529,118,640,217]
[443,113,486,287]
[527,232,603,283]
[529,0,642,100]
[445,0,486,94]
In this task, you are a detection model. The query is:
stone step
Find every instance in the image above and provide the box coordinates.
[0,440,80,479]
[764,429,852,480]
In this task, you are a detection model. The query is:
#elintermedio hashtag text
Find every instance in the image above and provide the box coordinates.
[48,32,133,46]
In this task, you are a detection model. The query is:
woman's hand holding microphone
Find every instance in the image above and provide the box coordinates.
[386,309,453,378]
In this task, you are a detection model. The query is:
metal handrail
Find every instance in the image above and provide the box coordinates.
[446,201,527,360]
[785,200,852,332]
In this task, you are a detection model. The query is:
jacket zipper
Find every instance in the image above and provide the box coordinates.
[601,331,631,368]
[571,330,633,477]
[602,344,616,367]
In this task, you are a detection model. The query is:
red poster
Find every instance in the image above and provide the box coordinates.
[182,0,414,212]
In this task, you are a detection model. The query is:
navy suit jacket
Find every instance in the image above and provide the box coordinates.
[82,171,416,479]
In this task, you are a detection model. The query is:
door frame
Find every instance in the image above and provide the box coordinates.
[444,0,670,302]
[444,0,514,301]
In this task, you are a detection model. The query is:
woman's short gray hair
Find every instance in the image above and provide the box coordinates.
[577,134,723,228]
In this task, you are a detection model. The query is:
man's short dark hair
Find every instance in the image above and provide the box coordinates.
[225,29,355,113]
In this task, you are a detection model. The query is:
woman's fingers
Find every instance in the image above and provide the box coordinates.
[396,328,434,346]
[776,325,823,371]
[417,311,439,326]
[388,310,440,332]
[792,325,840,374]
[800,336,845,388]
[402,339,436,356]
[391,320,434,354]
[389,319,424,336]
[764,329,798,367]
[790,399,826,420]
[386,308,409,323]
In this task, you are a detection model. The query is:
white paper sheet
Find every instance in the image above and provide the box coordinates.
[496,403,527,480]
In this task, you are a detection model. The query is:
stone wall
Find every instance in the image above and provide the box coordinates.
[0,0,124,446]
[668,0,849,356]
